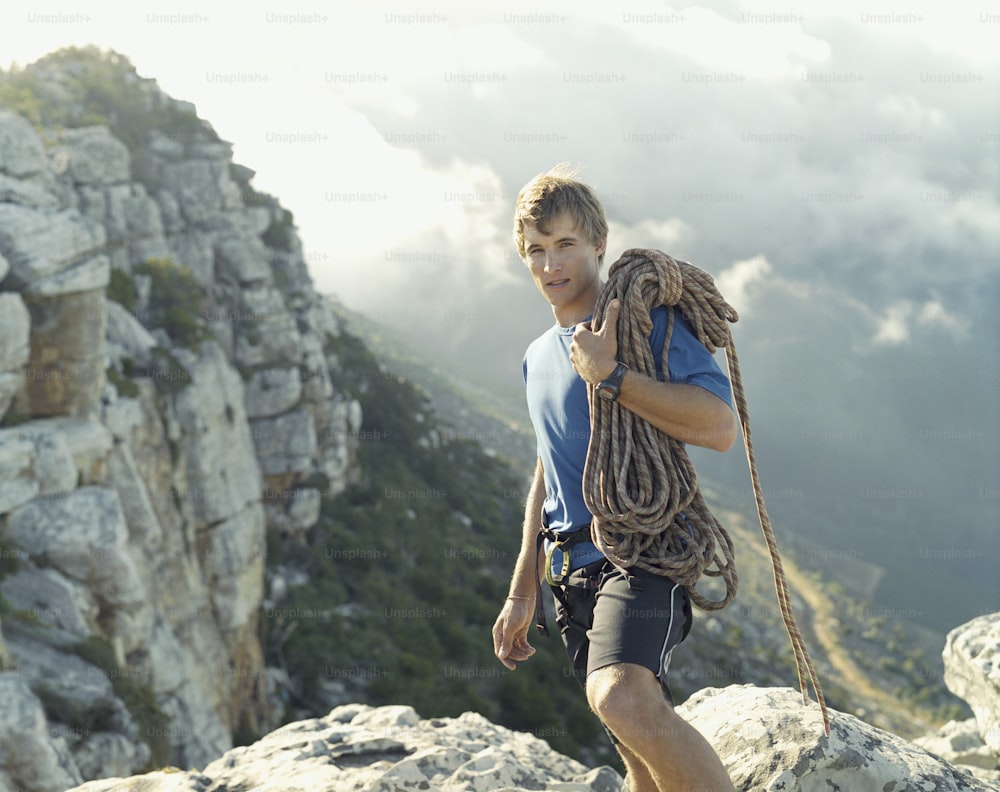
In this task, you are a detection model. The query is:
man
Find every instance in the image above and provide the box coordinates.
[492,165,737,792]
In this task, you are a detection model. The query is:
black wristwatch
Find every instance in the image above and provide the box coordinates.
[595,362,629,402]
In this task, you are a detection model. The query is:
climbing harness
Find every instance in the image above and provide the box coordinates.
[583,248,830,735]
[541,524,593,587]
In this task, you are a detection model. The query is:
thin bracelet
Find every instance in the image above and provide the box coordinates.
[506,595,533,601]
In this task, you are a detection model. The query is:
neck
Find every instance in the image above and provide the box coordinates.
[553,281,602,327]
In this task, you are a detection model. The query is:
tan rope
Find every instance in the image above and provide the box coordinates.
[583,248,830,734]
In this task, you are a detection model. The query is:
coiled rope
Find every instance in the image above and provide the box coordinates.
[583,248,830,734]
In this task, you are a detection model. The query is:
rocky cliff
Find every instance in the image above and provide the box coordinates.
[0,49,361,789]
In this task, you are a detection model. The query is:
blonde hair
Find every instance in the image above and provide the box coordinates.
[512,163,609,266]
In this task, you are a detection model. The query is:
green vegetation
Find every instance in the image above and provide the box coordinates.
[107,268,138,313]
[135,258,211,350]
[70,636,172,770]
[0,534,24,581]
[263,328,616,766]
[106,367,140,399]
[144,348,192,398]
[261,207,296,252]
[0,46,219,153]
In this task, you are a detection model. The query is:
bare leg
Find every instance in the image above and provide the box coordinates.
[587,662,735,792]
[617,743,656,791]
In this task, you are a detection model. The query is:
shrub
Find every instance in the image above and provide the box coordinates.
[135,258,211,350]
[107,268,138,312]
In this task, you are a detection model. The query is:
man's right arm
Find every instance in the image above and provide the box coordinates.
[509,456,546,598]
[492,457,546,669]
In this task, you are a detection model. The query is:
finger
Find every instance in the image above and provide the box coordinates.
[598,299,620,335]
[508,642,535,661]
[495,619,517,668]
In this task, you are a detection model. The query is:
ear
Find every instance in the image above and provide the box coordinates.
[595,236,607,258]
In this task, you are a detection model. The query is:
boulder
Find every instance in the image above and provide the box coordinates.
[915,718,1000,779]
[3,631,152,782]
[25,254,110,298]
[232,285,301,368]
[263,487,322,537]
[0,292,31,420]
[51,126,130,186]
[945,613,1000,757]
[243,366,302,419]
[0,110,48,178]
[676,684,996,791]
[0,170,61,208]
[0,421,79,514]
[7,420,80,496]
[250,409,317,476]
[0,430,38,515]
[5,487,146,624]
[0,205,98,290]
[214,234,271,286]
[0,671,83,792]
[0,566,97,639]
[64,704,622,792]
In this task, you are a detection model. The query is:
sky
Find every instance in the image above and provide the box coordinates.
[1,0,998,631]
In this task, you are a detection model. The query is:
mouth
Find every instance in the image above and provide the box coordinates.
[547,278,570,290]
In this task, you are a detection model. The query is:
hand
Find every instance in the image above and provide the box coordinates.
[492,598,537,670]
[570,299,621,385]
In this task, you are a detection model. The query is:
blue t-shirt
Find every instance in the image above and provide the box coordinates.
[522,305,733,573]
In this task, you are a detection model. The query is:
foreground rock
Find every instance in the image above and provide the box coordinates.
[677,685,997,791]
[916,719,1000,786]
[64,687,1000,792]
[66,703,622,792]
[945,613,1000,758]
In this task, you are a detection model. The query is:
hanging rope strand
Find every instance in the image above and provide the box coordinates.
[583,248,830,735]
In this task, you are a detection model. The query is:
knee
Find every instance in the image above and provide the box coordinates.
[586,664,648,733]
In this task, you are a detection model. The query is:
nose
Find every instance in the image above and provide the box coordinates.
[543,251,561,273]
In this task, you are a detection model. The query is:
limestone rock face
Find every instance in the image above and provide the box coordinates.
[676,684,997,791]
[0,672,84,792]
[19,289,107,417]
[944,613,1000,775]
[0,50,367,789]
[64,704,623,792]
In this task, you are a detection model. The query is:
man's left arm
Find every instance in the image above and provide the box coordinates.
[570,299,738,452]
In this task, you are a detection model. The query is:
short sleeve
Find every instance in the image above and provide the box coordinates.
[649,306,733,408]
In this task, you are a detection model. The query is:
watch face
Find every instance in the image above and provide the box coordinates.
[596,383,617,401]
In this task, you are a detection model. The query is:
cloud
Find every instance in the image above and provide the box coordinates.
[715,254,773,315]
[871,295,970,347]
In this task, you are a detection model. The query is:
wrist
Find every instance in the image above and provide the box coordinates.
[595,358,618,383]
[595,361,629,402]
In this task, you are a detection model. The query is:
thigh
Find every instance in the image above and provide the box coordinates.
[586,566,692,704]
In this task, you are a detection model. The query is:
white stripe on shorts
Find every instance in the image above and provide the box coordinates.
[658,582,681,679]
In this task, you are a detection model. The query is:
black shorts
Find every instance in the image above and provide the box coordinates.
[551,560,692,706]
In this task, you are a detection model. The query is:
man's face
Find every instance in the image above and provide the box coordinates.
[522,213,606,317]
